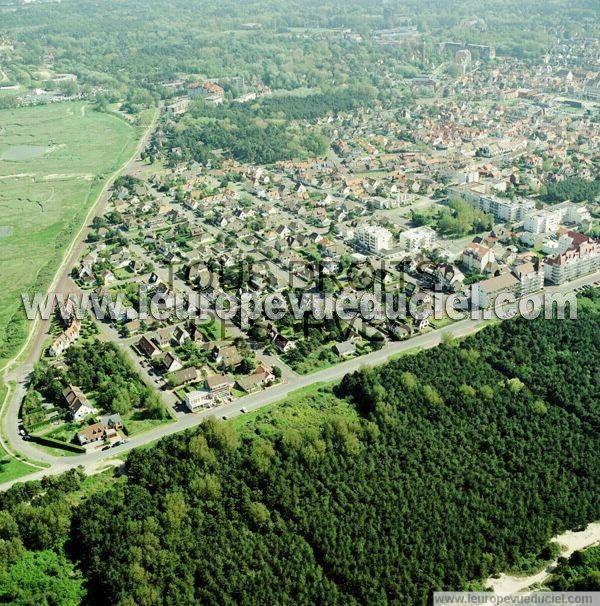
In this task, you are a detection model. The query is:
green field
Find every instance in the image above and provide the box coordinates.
[0,102,140,366]
[0,455,39,483]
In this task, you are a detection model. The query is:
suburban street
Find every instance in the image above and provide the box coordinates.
[0,108,160,473]
[1,270,597,492]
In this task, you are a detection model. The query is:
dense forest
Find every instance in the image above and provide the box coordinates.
[161,87,374,165]
[1,290,597,605]
[541,176,600,204]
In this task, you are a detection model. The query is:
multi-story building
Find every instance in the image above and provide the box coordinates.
[524,210,562,235]
[476,195,535,223]
[461,243,495,273]
[473,262,544,308]
[524,204,591,236]
[473,272,519,308]
[543,232,600,285]
[355,225,394,253]
[398,226,436,253]
[513,262,544,296]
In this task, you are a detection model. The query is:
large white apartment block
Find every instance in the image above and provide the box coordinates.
[476,195,535,222]
[355,225,394,252]
[542,232,600,285]
[542,233,576,256]
[398,226,436,253]
[524,203,592,236]
[524,210,562,235]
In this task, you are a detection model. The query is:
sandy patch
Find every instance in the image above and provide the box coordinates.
[486,521,600,593]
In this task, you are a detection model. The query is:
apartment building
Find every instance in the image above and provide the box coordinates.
[476,195,535,222]
[543,232,600,285]
[355,225,394,252]
[461,243,495,273]
[398,226,436,253]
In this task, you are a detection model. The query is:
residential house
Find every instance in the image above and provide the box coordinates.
[172,325,190,345]
[272,333,296,353]
[163,352,184,373]
[63,385,96,422]
[155,327,173,349]
[49,320,81,357]
[168,367,201,387]
[205,375,234,401]
[211,344,242,370]
[99,413,124,430]
[77,422,106,446]
[333,340,357,357]
[235,363,275,393]
[137,335,161,358]
[185,389,215,412]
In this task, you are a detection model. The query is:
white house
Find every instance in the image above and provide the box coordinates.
[63,385,96,422]
[185,390,215,413]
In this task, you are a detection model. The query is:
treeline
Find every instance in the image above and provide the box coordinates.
[3,0,596,96]
[255,87,376,121]
[162,87,375,165]
[541,176,600,204]
[548,546,600,590]
[0,469,87,605]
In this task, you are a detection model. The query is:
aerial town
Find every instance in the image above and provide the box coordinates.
[17,35,597,452]
[1,1,599,603]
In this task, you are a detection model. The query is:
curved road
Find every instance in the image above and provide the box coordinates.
[0,107,160,472]
[1,270,597,491]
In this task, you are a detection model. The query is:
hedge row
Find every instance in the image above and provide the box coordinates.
[29,435,86,454]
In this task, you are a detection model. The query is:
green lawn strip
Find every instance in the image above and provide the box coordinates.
[0,101,141,365]
[122,409,174,437]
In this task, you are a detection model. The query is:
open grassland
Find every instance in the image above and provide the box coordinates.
[227,381,359,438]
[0,102,139,366]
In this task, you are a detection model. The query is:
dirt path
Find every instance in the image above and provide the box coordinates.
[486,522,600,593]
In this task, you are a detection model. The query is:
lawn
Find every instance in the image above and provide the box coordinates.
[0,455,39,484]
[0,101,141,366]
[227,381,359,439]
[122,409,174,436]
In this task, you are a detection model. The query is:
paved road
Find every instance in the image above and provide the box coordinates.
[0,108,160,471]
[0,272,596,491]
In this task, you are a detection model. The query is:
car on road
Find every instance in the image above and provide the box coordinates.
[240,407,248,414]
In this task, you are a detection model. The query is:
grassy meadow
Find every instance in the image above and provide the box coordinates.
[0,102,140,366]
